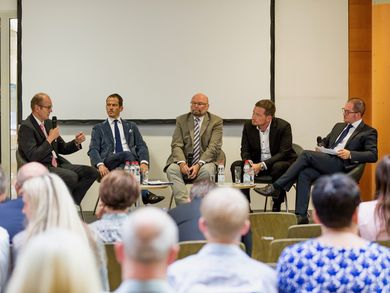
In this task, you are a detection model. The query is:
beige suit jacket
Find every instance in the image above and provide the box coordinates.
[165,112,223,170]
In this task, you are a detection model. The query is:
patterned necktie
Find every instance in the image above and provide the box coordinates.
[39,123,58,167]
[114,119,124,153]
[331,124,353,149]
[192,117,201,165]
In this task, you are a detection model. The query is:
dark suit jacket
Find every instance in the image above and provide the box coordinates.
[18,114,79,165]
[168,198,204,242]
[88,119,149,167]
[321,121,378,171]
[240,118,297,167]
[165,112,223,170]
[0,198,25,242]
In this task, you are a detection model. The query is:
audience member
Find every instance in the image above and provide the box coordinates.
[164,93,223,205]
[168,187,277,293]
[17,92,98,205]
[257,98,378,223]
[7,229,101,293]
[114,207,178,293]
[88,93,164,204]
[0,162,48,241]
[230,99,297,210]
[277,173,390,292]
[90,170,139,243]
[358,155,390,241]
[0,227,10,293]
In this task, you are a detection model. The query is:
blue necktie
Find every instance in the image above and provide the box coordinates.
[331,124,353,149]
[114,119,123,153]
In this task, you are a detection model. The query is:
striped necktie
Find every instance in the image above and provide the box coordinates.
[192,117,201,165]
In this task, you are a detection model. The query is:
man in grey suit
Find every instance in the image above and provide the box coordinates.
[88,93,164,204]
[257,97,378,224]
[164,93,223,205]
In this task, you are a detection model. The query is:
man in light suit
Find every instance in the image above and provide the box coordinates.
[88,93,164,204]
[230,99,297,211]
[257,97,378,224]
[164,93,223,205]
[18,92,98,205]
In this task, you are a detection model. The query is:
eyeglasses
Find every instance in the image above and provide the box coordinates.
[38,104,53,110]
[191,102,208,107]
[341,108,358,115]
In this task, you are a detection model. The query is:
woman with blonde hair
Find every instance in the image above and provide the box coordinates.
[358,155,390,240]
[7,229,101,293]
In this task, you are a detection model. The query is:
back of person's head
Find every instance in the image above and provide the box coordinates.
[21,173,86,242]
[0,165,7,201]
[7,229,101,293]
[255,99,276,117]
[121,207,178,264]
[189,179,216,200]
[375,155,390,234]
[200,187,249,241]
[312,173,361,228]
[15,162,48,194]
[99,170,139,210]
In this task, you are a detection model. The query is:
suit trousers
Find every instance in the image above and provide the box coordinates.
[166,163,216,206]
[103,151,137,170]
[274,150,345,216]
[49,163,98,205]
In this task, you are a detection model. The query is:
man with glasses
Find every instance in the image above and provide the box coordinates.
[257,97,378,224]
[18,92,98,205]
[164,93,223,205]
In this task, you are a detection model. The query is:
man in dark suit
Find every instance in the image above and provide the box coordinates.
[88,93,164,204]
[18,93,98,205]
[257,97,378,224]
[230,99,297,211]
[0,162,48,241]
[164,93,224,206]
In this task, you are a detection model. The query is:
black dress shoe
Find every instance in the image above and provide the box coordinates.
[272,202,281,212]
[296,214,309,225]
[254,184,280,199]
[142,192,165,205]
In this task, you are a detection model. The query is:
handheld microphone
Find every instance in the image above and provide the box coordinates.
[52,116,57,129]
[187,153,193,167]
[316,136,323,147]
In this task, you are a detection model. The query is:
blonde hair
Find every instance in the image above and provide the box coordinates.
[7,229,101,293]
[21,173,88,244]
[200,187,249,241]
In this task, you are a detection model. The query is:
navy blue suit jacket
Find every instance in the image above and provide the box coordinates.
[88,119,149,167]
[0,198,25,242]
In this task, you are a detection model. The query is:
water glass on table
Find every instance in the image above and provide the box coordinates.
[234,166,242,184]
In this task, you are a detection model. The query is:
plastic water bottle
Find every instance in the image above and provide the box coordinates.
[249,166,255,184]
[217,164,225,183]
[243,160,251,184]
[124,161,131,175]
[134,162,141,183]
[129,161,136,177]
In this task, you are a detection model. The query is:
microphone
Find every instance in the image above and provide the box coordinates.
[52,116,57,129]
[187,153,193,167]
[316,136,324,147]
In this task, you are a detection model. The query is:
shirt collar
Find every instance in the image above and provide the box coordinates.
[32,114,45,126]
[108,117,122,124]
[350,119,362,129]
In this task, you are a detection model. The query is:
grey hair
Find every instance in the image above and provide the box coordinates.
[190,179,216,200]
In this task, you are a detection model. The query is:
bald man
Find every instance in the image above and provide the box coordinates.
[0,162,48,241]
[164,93,224,206]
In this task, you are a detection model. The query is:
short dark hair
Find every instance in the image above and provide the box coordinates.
[189,179,216,200]
[254,99,276,117]
[348,97,365,116]
[312,173,361,228]
[106,93,123,107]
[99,170,139,210]
[30,93,48,110]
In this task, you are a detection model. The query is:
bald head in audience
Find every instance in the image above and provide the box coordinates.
[199,187,250,243]
[15,162,48,195]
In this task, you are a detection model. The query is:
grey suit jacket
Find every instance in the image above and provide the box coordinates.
[164,112,223,170]
[88,119,149,167]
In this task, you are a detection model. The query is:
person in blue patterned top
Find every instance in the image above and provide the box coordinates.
[89,170,139,243]
[277,173,390,293]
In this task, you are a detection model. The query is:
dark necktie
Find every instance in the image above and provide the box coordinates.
[331,124,353,149]
[192,117,201,165]
[114,119,123,153]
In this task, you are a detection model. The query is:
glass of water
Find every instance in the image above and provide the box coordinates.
[234,166,242,184]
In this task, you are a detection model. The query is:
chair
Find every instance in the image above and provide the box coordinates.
[347,163,366,183]
[249,212,297,262]
[268,238,307,263]
[177,240,246,260]
[105,244,122,291]
[254,143,304,212]
[287,224,322,238]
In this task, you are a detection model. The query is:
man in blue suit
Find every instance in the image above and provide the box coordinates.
[88,93,164,204]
